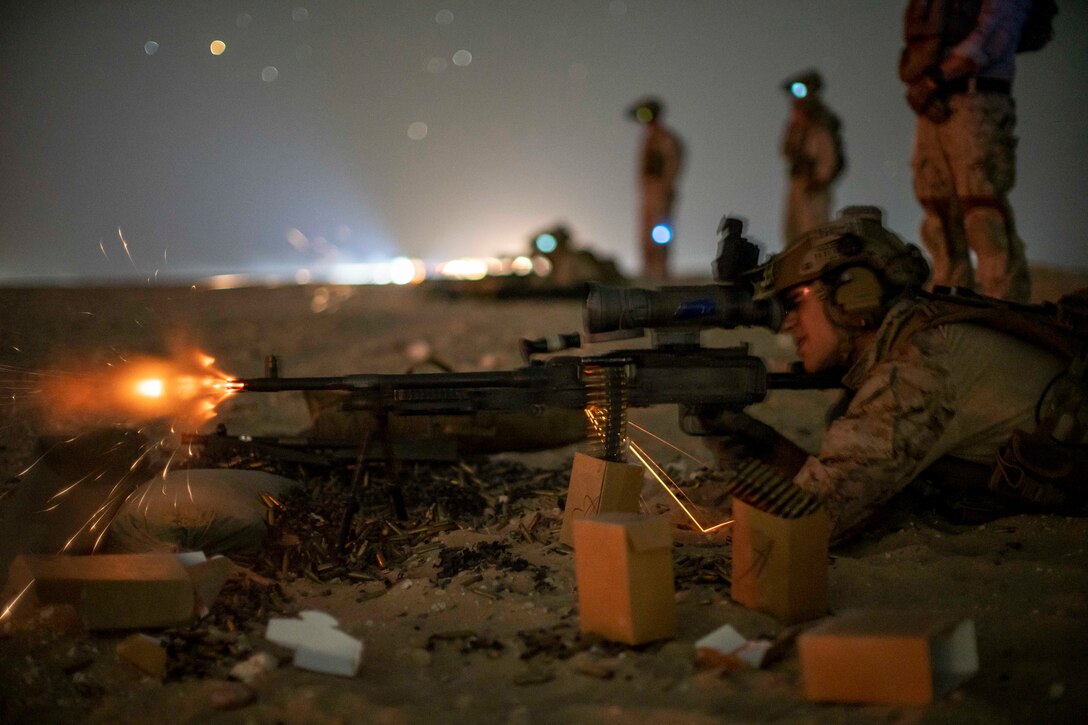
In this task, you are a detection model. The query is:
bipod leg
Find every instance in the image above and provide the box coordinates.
[376,410,409,521]
[338,432,371,553]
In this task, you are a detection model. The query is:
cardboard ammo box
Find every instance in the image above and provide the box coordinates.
[3,553,199,630]
[798,609,979,705]
[559,452,644,546]
[730,498,831,624]
[573,513,676,645]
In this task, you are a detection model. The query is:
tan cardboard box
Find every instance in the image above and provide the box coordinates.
[730,499,831,624]
[798,609,979,705]
[573,513,676,645]
[3,553,197,630]
[559,452,644,546]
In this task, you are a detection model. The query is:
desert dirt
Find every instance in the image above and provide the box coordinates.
[0,267,1086,724]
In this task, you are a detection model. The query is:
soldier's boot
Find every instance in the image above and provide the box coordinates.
[963,202,1031,303]
[919,198,973,290]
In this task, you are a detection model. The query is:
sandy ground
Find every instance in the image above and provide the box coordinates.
[0,267,1086,724]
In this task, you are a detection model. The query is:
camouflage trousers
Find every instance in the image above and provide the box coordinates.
[911,92,1031,302]
[639,184,675,281]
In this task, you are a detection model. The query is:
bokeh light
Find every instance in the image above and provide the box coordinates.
[143,41,159,56]
[511,256,534,276]
[435,10,454,25]
[210,40,226,55]
[426,57,448,73]
[452,50,472,66]
[407,121,428,140]
[652,224,673,244]
[262,66,279,82]
[292,7,309,22]
[791,82,808,99]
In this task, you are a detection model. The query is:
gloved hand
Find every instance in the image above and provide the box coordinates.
[906,76,950,123]
[693,409,783,469]
[706,410,780,450]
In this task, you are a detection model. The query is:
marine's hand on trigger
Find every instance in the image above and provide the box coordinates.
[701,410,779,453]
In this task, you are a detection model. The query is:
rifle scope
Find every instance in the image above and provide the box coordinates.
[584,283,783,336]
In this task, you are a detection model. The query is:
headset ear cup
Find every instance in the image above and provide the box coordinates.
[832,267,885,328]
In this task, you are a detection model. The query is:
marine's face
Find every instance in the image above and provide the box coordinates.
[782,283,848,372]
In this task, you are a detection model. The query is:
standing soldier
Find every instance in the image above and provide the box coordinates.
[629,97,684,282]
[899,0,1038,302]
[780,69,846,246]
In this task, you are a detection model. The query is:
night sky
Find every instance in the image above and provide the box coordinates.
[1,0,1086,283]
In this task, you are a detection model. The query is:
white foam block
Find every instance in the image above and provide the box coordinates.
[265,610,363,677]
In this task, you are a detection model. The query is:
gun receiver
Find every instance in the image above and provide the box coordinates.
[223,216,839,460]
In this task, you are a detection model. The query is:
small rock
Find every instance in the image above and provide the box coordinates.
[229,652,278,683]
[207,680,257,711]
[570,652,616,679]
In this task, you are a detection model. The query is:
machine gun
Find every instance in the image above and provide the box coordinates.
[200,217,841,465]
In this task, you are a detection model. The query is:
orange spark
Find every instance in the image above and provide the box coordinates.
[0,579,35,622]
[629,440,732,534]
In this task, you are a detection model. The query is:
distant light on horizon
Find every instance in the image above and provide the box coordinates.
[437,258,488,281]
[210,40,226,56]
[328,257,425,285]
[511,256,534,276]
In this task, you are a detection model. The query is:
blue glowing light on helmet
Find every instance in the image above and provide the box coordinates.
[534,233,558,254]
[651,224,672,245]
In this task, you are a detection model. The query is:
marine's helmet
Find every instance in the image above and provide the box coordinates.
[753,206,930,328]
[781,69,824,99]
[628,97,664,123]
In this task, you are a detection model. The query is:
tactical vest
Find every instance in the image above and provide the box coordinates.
[892,288,1088,512]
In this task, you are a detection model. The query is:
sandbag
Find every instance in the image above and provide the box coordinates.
[106,469,299,556]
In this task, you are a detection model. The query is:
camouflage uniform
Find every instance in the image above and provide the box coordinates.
[793,296,1065,538]
[637,121,684,282]
[902,0,1033,302]
[782,99,844,244]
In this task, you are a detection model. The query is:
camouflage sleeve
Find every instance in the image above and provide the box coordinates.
[793,330,955,538]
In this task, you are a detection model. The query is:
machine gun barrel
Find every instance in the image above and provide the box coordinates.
[227,346,801,417]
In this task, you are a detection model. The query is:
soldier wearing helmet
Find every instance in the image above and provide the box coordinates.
[717,206,1068,541]
[780,70,846,245]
